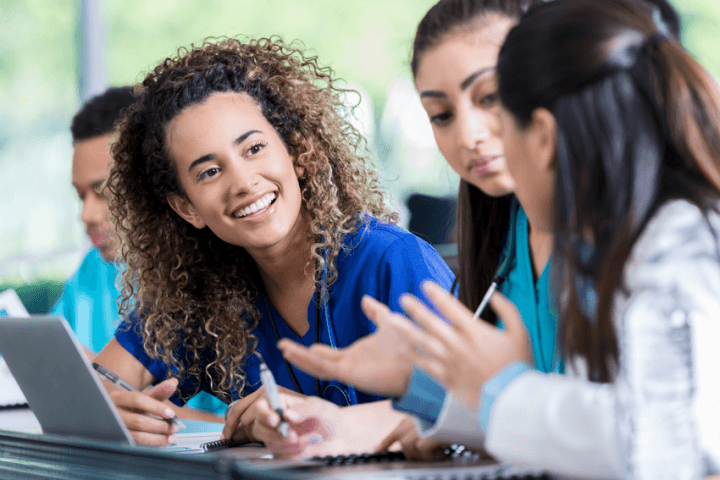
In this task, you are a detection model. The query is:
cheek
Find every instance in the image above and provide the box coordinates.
[433,127,463,173]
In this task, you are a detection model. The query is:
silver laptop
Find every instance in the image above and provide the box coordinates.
[0,316,134,444]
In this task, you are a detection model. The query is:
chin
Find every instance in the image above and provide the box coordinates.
[98,246,120,263]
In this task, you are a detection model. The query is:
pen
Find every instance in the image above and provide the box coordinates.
[473,279,498,319]
[92,363,186,430]
[259,360,290,438]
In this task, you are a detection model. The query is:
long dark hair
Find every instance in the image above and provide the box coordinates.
[498,0,720,381]
[412,0,541,323]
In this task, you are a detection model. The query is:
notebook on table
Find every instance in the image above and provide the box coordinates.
[0,315,134,443]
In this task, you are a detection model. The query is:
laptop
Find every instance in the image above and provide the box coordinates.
[0,316,134,444]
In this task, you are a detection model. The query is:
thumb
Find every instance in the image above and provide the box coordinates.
[146,377,179,402]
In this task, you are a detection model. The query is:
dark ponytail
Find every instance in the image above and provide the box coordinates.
[498,0,720,381]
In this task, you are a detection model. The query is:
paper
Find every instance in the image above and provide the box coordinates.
[0,289,28,318]
[0,289,29,407]
[165,419,225,454]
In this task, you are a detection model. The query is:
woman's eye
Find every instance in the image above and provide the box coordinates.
[197,167,220,181]
[247,142,266,156]
[429,112,452,126]
[478,91,500,107]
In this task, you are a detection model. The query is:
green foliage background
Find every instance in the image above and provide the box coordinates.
[0,0,718,283]
[0,0,718,152]
[0,0,439,148]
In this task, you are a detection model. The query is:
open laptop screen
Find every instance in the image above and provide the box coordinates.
[0,316,133,444]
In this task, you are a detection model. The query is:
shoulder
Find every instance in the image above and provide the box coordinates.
[623,199,720,311]
[345,216,437,255]
[628,200,720,273]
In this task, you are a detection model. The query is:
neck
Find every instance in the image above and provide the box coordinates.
[526,217,553,281]
[252,217,315,296]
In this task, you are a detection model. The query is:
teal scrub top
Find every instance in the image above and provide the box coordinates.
[500,200,560,373]
[51,248,121,353]
[393,200,561,423]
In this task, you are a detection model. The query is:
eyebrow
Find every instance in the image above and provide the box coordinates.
[72,179,106,191]
[187,130,261,172]
[419,66,496,99]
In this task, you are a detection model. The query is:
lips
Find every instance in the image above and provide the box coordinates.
[470,156,503,176]
[231,192,277,219]
[88,232,110,247]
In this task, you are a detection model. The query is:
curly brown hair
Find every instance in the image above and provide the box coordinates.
[107,36,397,401]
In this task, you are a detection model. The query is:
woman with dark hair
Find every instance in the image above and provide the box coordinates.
[283,0,551,460]
[281,0,720,476]
[93,37,454,455]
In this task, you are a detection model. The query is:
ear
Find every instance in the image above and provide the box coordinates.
[294,162,306,178]
[529,108,557,172]
[167,194,207,229]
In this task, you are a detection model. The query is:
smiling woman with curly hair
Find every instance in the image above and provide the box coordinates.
[93,36,454,455]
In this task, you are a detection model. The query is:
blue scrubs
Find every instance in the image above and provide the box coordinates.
[52,247,227,415]
[115,217,455,407]
[394,200,560,422]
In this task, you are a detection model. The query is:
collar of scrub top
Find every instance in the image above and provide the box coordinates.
[265,249,359,407]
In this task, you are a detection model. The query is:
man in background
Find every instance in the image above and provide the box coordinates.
[51,86,133,353]
[52,87,225,417]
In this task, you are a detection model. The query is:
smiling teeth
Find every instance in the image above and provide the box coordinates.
[234,192,276,218]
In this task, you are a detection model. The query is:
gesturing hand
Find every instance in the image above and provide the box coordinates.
[278,295,415,398]
[393,281,534,411]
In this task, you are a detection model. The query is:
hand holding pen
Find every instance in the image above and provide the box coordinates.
[259,359,290,438]
[93,363,186,436]
[222,356,290,440]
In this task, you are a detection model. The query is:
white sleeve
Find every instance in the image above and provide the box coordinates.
[485,371,623,479]
[414,391,485,449]
[486,201,720,479]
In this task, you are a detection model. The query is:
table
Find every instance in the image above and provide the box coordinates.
[0,407,550,480]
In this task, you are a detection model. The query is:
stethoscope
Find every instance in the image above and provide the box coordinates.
[473,200,562,373]
[264,257,359,407]
[472,201,517,319]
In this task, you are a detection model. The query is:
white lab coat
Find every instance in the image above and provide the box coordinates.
[417,200,720,479]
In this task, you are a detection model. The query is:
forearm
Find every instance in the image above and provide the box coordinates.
[485,371,622,479]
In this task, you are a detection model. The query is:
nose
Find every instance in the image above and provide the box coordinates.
[80,192,108,227]
[225,159,259,198]
[457,106,490,151]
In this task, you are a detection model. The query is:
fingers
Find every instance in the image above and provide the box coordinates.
[488,292,525,338]
[111,389,178,422]
[375,417,415,452]
[414,437,448,461]
[145,377,179,402]
[360,295,394,328]
[131,429,178,447]
[240,402,295,445]
[222,388,264,440]
[421,281,494,335]
[277,339,344,380]
[111,389,178,446]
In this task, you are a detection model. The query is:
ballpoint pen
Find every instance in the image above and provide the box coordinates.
[92,363,186,430]
[259,358,290,438]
